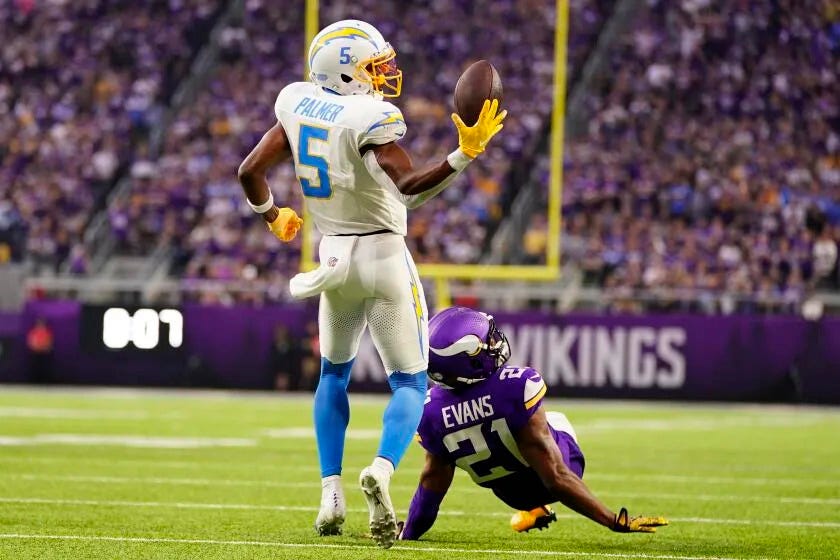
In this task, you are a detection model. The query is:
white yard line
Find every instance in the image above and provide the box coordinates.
[673,517,840,528]
[3,384,840,414]
[263,416,826,441]
[0,407,156,420]
[0,533,777,560]
[597,490,840,506]
[583,473,839,486]
[576,417,823,432]
[0,434,256,448]
[12,474,317,489]
[10,474,840,506]
[1,497,838,528]
[0,457,216,470]
[262,420,823,439]
[0,498,314,512]
[2,454,837,479]
[263,428,383,440]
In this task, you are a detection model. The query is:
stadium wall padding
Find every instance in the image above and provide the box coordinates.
[0,301,838,404]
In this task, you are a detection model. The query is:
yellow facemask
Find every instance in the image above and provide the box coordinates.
[355,47,403,98]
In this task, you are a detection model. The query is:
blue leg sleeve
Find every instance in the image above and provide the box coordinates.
[377,371,428,468]
[313,357,354,477]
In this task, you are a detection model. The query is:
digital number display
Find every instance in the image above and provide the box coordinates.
[81,306,184,353]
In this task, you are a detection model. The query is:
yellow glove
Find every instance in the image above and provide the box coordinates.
[510,506,557,533]
[612,508,669,533]
[451,98,507,159]
[267,207,303,242]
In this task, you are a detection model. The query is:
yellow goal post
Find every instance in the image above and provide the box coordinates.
[301,0,568,308]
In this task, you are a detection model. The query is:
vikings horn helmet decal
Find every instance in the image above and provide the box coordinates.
[427,307,511,389]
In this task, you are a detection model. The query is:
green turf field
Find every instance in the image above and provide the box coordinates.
[0,388,838,560]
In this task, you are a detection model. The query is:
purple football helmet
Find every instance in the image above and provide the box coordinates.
[427,306,511,389]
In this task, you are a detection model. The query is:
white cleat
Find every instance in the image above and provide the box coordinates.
[359,466,397,549]
[314,477,346,536]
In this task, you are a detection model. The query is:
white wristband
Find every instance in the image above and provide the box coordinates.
[447,149,473,172]
[246,192,274,214]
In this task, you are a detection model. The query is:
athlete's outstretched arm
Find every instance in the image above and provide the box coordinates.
[237,122,302,242]
[399,451,455,540]
[366,141,459,197]
[363,99,506,208]
[517,407,668,533]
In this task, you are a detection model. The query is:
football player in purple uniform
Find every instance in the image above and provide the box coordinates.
[399,307,668,539]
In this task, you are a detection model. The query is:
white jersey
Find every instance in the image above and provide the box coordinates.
[275,81,409,236]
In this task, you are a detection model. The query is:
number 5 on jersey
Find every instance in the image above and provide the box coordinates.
[297,124,332,198]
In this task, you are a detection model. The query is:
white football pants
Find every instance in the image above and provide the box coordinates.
[318,233,429,375]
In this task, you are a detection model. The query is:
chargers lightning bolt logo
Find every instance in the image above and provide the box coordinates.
[405,252,425,360]
[367,110,405,134]
[309,27,379,66]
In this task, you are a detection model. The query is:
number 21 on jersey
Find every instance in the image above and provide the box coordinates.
[442,418,529,484]
[297,124,332,198]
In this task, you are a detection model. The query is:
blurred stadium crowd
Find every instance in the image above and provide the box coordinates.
[1,0,838,311]
[0,0,223,273]
[525,0,840,311]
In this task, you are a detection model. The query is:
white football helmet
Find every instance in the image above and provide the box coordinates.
[308,19,402,98]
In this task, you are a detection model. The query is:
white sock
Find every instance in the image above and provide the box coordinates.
[372,456,395,477]
[322,474,342,488]
[319,474,345,518]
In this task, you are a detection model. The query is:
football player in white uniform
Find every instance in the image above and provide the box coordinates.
[237,19,506,548]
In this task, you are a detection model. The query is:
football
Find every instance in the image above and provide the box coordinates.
[453,60,503,126]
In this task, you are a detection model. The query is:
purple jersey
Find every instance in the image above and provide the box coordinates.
[417,365,585,510]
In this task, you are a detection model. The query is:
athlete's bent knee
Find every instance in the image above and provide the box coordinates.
[320,357,355,378]
[387,371,428,392]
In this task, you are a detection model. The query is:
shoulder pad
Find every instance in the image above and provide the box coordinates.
[498,366,546,411]
[357,100,406,147]
[522,369,547,411]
